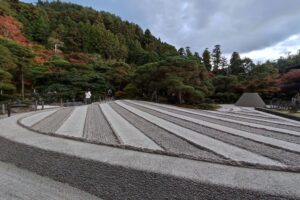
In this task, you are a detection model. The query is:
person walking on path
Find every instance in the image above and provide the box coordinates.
[85,90,92,104]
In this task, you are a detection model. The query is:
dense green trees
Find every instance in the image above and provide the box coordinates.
[212,75,240,103]
[10,0,178,65]
[127,56,213,104]
[0,0,294,107]
[0,43,16,94]
[0,0,14,16]
[0,38,34,99]
[275,50,300,72]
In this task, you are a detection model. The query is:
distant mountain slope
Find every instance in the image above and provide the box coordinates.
[2,0,178,65]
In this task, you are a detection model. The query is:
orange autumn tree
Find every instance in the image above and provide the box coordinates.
[279,69,300,93]
[0,16,31,45]
[242,62,280,98]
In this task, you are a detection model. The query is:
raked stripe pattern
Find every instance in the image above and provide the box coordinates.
[19,100,300,168]
[127,100,300,153]
[55,105,88,137]
[100,103,163,150]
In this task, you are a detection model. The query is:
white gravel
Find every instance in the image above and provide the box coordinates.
[129,101,300,154]
[110,102,225,161]
[127,102,300,166]
[0,161,101,200]
[32,108,74,134]
[100,103,163,150]
[143,101,300,136]
[15,100,300,168]
[84,104,119,144]
[21,110,58,127]
[117,101,284,166]
[205,110,299,127]
[147,103,300,144]
[55,106,88,138]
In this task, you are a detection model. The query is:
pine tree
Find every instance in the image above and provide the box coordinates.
[202,48,212,71]
[212,45,222,73]
[185,47,192,57]
[194,52,202,63]
[229,52,244,75]
[178,48,186,56]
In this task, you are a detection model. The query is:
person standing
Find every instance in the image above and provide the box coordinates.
[107,89,113,101]
[85,90,92,104]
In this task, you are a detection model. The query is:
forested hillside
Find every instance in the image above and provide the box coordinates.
[0,0,298,106]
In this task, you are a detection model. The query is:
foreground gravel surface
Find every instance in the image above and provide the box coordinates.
[143,102,300,145]
[32,108,74,133]
[84,104,119,144]
[110,102,225,162]
[125,102,300,166]
[1,117,298,199]
[0,161,101,200]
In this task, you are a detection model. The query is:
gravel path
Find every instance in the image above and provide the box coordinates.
[55,106,88,138]
[0,161,101,200]
[110,102,225,161]
[142,101,300,137]
[100,103,163,150]
[0,115,6,120]
[124,101,300,167]
[83,104,119,144]
[118,101,284,166]
[227,111,281,119]
[141,102,300,144]
[131,101,300,153]
[32,108,74,134]
[21,110,58,127]
[207,110,292,123]
[201,110,300,131]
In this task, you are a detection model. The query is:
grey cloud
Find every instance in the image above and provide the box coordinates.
[116,0,300,54]
[23,0,300,56]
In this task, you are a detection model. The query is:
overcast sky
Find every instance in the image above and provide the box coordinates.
[22,0,300,62]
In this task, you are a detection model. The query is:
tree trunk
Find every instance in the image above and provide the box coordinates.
[1,104,5,114]
[178,91,182,104]
[21,66,24,101]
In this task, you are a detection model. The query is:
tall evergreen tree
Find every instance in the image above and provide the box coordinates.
[178,47,186,56]
[212,44,222,73]
[202,48,212,71]
[185,46,192,57]
[221,57,228,70]
[229,52,243,75]
[194,52,202,63]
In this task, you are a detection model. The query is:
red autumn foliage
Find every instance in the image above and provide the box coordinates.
[33,49,64,64]
[244,75,280,95]
[0,16,31,45]
[33,56,47,64]
[206,71,215,78]
[44,49,63,56]
[280,69,300,83]
[65,53,90,65]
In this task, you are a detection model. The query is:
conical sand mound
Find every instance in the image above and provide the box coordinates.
[235,93,266,107]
